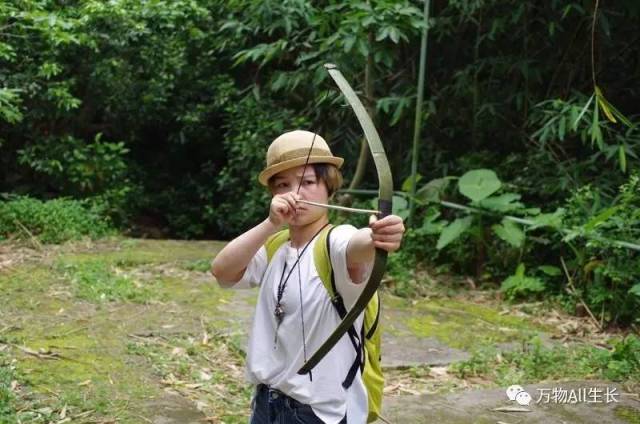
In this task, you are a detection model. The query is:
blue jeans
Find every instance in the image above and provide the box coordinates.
[250,384,347,424]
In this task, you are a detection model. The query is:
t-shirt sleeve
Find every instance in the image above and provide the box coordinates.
[219,246,268,289]
[328,224,373,309]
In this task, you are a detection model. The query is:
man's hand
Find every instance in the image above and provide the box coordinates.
[268,192,301,227]
[369,214,405,252]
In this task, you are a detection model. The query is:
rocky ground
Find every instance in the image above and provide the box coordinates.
[0,238,638,423]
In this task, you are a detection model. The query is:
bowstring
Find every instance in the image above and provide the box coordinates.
[295,131,318,382]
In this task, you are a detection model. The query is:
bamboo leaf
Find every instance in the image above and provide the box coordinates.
[573,93,594,130]
[595,85,633,127]
[591,99,604,150]
[597,95,617,123]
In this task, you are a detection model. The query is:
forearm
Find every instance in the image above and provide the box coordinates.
[346,227,376,266]
[211,218,279,286]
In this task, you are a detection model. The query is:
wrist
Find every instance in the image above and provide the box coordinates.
[263,217,282,233]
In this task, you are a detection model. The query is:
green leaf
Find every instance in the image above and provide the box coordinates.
[538,265,561,276]
[436,216,472,250]
[402,174,422,193]
[388,26,400,43]
[501,263,545,299]
[619,145,627,173]
[530,208,565,230]
[391,195,409,219]
[591,98,604,151]
[477,193,523,212]
[418,208,447,236]
[458,169,502,202]
[492,219,525,248]
[630,284,640,297]
[416,177,455,203]
[583,206,618,232]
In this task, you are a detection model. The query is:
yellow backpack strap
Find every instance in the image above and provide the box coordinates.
[265,229,290,263]
[313,224,336,300]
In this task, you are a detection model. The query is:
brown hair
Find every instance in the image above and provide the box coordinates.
[267,163,343,197]
[312,163,343,197]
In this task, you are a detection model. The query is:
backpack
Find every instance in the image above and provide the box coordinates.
[264,226,384,423]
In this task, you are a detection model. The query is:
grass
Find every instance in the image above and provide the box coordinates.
[0,353,17,423]
[54,259,155,303]
[450,335,640,387]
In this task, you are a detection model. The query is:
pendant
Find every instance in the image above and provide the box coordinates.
[274,304,284,324]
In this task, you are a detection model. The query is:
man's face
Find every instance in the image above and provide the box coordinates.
[271,165,328,226]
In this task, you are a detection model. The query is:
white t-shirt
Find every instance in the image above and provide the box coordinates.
[229,224,371,424]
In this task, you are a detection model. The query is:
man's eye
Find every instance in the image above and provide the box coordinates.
[304,179,315,185]
[277,182,288,188]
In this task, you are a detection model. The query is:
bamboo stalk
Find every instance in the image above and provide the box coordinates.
[409,0,431,226]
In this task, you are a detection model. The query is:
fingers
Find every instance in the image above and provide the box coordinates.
[369,215,405,234]
[275,193,298,214]
[269,192,302,226]
[369,214,405,252]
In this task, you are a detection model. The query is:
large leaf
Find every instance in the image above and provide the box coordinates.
[492,219,525,248]
[458,169,502,202]
[436,216,472,250]
[418,208,447,235]
[416,177,455,203]
[477,193,524,213]
[529,208,565,230]
[392,194,409,219]
[629,284,640,297]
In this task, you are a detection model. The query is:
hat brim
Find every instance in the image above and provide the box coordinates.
[258,156,344,186]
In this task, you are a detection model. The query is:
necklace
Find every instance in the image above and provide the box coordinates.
[273,222,329,344]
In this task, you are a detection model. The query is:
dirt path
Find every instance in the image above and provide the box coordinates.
[0,238,638,423]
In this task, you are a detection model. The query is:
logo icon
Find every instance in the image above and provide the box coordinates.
[506,384,532,406]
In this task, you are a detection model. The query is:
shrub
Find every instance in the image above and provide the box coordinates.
[0,195,114,244]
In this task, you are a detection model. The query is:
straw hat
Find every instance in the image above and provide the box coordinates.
[258,130,344,186]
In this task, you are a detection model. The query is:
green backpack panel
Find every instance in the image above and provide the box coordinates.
[264,226,383,423]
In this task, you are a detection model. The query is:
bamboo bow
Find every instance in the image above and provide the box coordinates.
[297,63,393,375]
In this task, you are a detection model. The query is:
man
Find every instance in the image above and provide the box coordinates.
[211,130,404,423]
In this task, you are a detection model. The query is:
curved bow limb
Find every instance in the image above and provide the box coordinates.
[297,63,393,375]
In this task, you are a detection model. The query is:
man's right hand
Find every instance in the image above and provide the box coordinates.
[268,192,301,227]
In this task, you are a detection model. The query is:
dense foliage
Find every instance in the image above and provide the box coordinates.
[0,195,114,243]
[1,0,638,324]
